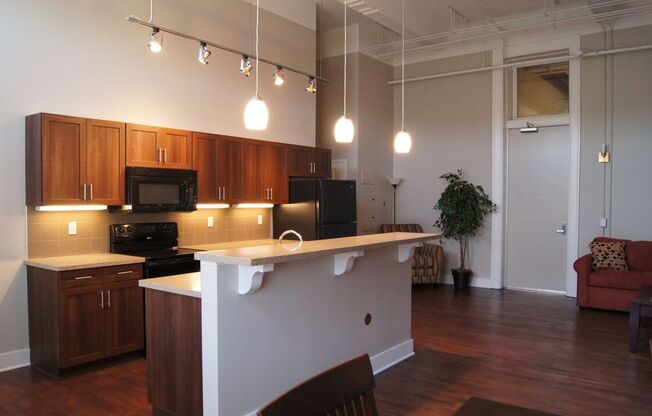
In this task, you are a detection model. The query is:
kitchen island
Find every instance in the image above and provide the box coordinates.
[140,232,439,416]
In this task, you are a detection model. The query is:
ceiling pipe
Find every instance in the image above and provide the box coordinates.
[387,43,652,85]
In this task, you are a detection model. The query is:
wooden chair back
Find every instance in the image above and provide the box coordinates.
[257,354,379,416]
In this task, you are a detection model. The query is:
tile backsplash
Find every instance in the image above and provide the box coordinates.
[27,208,271,258]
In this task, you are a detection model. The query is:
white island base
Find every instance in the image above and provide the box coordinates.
[197,232,439,416]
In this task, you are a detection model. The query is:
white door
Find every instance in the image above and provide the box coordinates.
[506,126,570,292]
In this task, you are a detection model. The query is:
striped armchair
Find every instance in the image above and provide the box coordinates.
[379,224,443,285]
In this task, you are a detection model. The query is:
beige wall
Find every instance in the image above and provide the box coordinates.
[579,25,652,251]
[26,208,271,258]
[393,53,494,283]
[0,0,316,361]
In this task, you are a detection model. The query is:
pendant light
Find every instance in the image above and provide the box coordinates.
[244,0,269,130]
[394,0,412,154]
[334,1,354,143]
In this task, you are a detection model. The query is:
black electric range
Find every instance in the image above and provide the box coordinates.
[109,222,202,278]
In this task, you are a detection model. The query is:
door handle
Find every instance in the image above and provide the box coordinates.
[156,148,161,163]
[555,224,567,235]
[89,183,93,201]
[270,187,273,200]
[82,183,87,201]
[75,275,94,280]
[117,270,133,275]
[100,291,104,309]
[107,290,111,308]
[163,148,167,163]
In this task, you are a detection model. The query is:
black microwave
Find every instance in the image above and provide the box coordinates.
[125,167,197,213]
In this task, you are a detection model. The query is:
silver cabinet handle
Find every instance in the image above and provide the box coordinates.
[156,148,161,163]
[107,290,111,308]
[270,187,273,200]
[223,186,226,200]
[117,270,133,275]
[163,148,168,163]
[75,275,94,280]
[82,183,87,201]
[100,291,104,309]
[89,183,93,201]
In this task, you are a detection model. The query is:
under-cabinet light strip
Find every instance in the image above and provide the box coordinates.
[35,205,108,212]
[126,16,329,83]
[196,204,230,209]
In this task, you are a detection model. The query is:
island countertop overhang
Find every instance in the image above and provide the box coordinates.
[194,232,441,266]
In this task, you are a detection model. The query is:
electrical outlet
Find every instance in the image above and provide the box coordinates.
[68,221,77,236]
[207,216,214,228]
[600,217,608,228]
[257,215,263,225]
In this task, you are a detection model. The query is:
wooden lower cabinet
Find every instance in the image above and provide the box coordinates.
[146,289,202,416]
[27,264,144,376]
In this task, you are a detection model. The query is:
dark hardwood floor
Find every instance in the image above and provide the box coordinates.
[0,286,649,415]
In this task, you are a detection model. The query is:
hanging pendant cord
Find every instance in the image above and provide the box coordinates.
[255,0,260,98]
[401,0,405,131]
[148,0,154,23]
[343,2,347,117]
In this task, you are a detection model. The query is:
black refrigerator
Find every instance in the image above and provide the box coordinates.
[273,178,357,240]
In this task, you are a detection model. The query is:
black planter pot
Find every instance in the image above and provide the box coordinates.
[452,268,472,291]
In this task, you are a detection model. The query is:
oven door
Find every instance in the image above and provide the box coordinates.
[126,167,197,213]
[144,256,200,278]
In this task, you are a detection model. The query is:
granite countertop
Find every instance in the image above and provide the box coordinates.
[182,239,277,251]
[195,232,441,266]
[139,272,201,298]
[25,253,145,272]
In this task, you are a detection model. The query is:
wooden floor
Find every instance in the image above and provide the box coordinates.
[1,286,650,415]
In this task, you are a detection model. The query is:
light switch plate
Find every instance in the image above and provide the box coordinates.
[68,221,77,236]
[257,215,263,225]
[207,216,214,228]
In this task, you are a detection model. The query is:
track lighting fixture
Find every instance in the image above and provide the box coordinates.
[244,0,269,131]
[273,66,285,86]
[198,42,211,64]
[240,55,253,77]
[148,28,162,53]
[305,77,317,93]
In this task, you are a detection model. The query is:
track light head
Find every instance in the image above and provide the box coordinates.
[240,55,253,77]
[305,76,317,93]
[198,42,211,65]
[148,28,162,53]
[273,66,285,86]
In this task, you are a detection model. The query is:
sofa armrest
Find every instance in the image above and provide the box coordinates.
[574,254,592,307]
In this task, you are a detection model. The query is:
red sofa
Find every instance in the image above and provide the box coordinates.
[575,237,652,312]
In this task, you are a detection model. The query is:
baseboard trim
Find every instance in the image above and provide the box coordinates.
[370,339,414,375]
[0,348,30,373]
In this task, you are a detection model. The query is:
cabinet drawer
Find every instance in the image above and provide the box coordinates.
[104,264,143,283]
[60,269,104,289]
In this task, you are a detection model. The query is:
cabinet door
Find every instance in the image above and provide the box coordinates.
[241,141,266,202]
[264,143,288,204]
[42,114,86,204]
[314,148,332,178]
[85,119,125,205]
[193,133,219,202]
[287,147,314,177]
[60,285,106,367]
[126,124,161,167]
[159,128,192,169]
[104,281,144,357]
[218,136,243,202]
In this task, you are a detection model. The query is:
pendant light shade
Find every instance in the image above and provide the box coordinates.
[394,130,412,153]
[334,0,354,143]
[245,0,267,130]
[244,96,269,130]
[334,116,354,143]
[394,0,412,154]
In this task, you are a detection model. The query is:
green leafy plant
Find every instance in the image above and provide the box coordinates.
[434,170,496,271]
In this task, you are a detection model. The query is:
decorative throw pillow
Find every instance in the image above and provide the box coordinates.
[589,241,628,271]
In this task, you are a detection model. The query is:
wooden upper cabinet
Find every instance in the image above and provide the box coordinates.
[192,132,219,203]
[264,143,288,204]
[86,120,125,205]
[240,141,266,202]
[287,146,332,178]
[159,128,192,169]
[26,113,126,206]
[314,148,332,178]
[126,124,161,168]
[126,124,192,169]
[219,136,243,202]
[40,114,86,205]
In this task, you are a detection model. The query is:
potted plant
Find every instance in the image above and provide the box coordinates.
[434,170,496,290]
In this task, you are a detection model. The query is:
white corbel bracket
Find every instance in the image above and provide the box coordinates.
[397,243,422,262]
[238,264,274,295]
[333,250,364,276]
